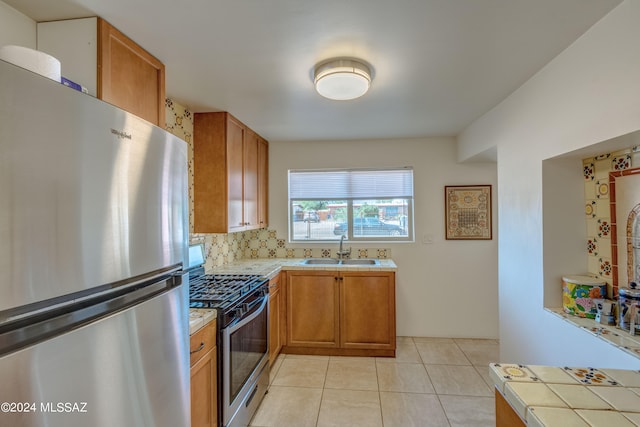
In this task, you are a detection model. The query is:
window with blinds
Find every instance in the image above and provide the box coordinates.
[288,168,414,242]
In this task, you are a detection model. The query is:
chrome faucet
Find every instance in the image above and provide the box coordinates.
[337,235,351,260]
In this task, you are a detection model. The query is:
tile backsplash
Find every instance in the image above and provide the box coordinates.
[191,228,391,271]
[583,145,640,296]
[165,99,390,271]
[165,98,194,233]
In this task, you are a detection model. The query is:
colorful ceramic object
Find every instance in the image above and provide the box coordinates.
[562,275,607,319]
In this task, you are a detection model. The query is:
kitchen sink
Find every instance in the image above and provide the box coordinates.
[340,259,379,265]
[300,258,379,265]
[301,258,340,265]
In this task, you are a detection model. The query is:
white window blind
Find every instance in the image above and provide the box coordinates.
[289,167,414,199]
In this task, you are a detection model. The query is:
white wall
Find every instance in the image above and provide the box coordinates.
[458,0,640,367]
[0,1,35,48]
[270,137,498,338]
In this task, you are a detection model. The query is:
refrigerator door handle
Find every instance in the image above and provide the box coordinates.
[0,268,186,358]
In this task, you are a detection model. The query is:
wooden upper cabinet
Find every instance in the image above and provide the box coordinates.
[257,137,269,228]
[36,17,165,126]
[243,129,259,229]
[193,112,269,233]
[227,116,246,233]
[97,19,165,126]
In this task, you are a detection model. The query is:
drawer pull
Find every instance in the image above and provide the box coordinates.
[190,342,205,354]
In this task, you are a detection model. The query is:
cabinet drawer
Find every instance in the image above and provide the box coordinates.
[190,319,216,366]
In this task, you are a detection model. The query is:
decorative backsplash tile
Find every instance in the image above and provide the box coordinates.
[582,146,640,295]
[191,228,391,270]
[612,154,632,171]
[190,232,248,270]
[165,98,195,233]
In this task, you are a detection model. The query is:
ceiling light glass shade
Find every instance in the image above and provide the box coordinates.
[314,59,371,100]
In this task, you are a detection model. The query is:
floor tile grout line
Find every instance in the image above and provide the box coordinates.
[434,394,454,427]
[452,338,473,366]
[313,355,331,427]
[374,356,385,427]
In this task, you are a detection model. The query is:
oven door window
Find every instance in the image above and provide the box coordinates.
[229,300,268,403]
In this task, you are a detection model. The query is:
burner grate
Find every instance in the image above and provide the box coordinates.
[188,274,267,310]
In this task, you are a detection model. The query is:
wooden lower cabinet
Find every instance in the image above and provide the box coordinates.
[268,273,285,365]
[495,388,525,427]
[284,270,395,356]
[286,271,340,348]
[340,272,396,350]
[190,320,217,427]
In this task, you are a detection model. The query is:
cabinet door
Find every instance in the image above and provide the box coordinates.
[286,271,339,348]
[243,129,259,229]
[97,19,165,126]
[191,347,217,427]
[257,137,269,228]
[268,278,281,365]
[194,112,229,233]
[227,116,245,232]
[340,272,396,349]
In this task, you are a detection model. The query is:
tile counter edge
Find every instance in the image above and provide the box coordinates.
[546,307,640,361]
[490,362,640,426]
[189,308,216,335]
[206,258,398,279]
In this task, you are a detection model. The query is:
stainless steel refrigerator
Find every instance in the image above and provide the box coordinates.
[0,58,190,426]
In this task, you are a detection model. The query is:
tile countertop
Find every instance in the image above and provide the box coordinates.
[189,308,216,335]
[547,308,640,361]
[206,258,398,280]
[490,362,640,426]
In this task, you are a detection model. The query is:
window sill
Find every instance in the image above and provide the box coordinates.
[546,308,640,360]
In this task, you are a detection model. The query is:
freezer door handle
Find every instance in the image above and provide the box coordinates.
[0,267,185,357]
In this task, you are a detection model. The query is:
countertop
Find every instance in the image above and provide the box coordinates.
[547,308,640,361]
[189,308,216,335]
[187,257,396,335]
[490,362,640,426]
[207,257,397,280]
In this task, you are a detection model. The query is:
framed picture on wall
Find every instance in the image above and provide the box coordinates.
[444,185,492,240]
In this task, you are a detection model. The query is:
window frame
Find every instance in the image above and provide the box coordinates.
[288,168,414,243]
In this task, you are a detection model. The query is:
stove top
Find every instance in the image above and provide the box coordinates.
[189,273,268,311]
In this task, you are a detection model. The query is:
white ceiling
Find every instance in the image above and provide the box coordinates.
[5,0,622,142]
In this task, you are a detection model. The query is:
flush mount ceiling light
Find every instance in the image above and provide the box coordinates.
[314,58,372,101]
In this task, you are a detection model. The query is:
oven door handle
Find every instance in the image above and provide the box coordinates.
[226,295,268,334]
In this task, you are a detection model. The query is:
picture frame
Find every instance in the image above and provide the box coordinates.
[444,185,492,240]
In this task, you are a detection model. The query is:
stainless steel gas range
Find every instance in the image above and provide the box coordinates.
[188,247,269,427]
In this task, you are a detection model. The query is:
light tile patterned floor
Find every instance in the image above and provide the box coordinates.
[250,337,499,427]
